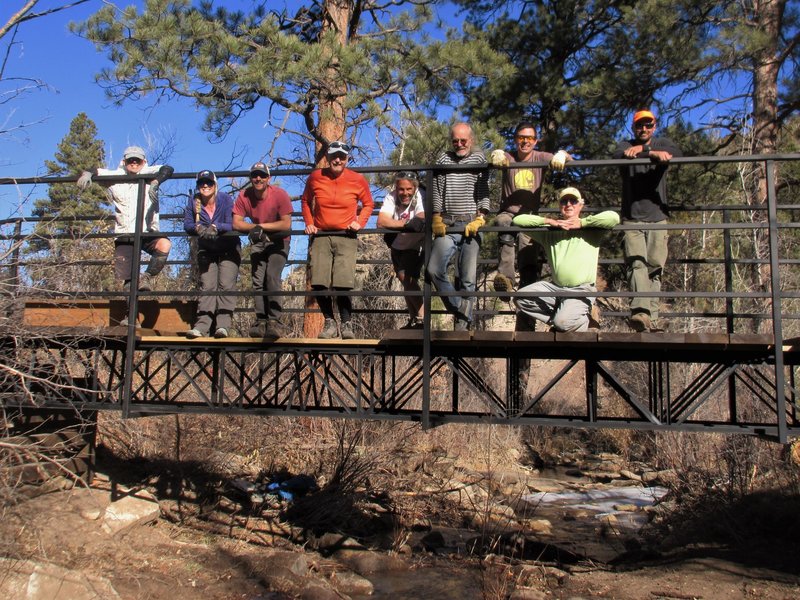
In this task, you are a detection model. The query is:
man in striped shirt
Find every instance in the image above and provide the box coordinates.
[426,122,490,331]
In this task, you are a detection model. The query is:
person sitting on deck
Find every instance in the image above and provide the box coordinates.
[512,187,619,332]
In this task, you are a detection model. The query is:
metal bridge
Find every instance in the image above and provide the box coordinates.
[2,155,800,442]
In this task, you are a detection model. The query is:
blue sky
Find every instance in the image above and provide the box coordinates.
[0,1,289,181]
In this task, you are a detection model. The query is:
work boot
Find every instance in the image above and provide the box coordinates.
[492,273,515,301]
[266,320,290,338]
[319,318,339,339]
[400,316,423,330]
[340,320,355,339]
[249,321,267,337]
[628,312,651,332]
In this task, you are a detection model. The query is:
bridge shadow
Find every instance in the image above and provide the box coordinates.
[95,444,399,548]
[625,488,800,576]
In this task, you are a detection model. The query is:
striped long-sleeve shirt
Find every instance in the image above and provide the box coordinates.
[432,151,490,215]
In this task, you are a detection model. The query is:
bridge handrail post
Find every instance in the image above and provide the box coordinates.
[121,178,148,418]
[723,209,734,334]
[766,158,787,443]
[421,169,434,429]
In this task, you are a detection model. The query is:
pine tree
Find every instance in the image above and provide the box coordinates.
[27,112,113,292]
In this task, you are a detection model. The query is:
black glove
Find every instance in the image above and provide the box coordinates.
[249,225,268,244]
[199,224,218,239]
[403,216,425,233]
[156,165,174,183]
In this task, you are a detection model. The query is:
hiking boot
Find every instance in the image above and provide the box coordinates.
[213,328,229,339]
[138,273,154,291]
[454,317,471,332]
[493,273,515,301]
[186,328,204,339]
[400,317,423,330]
[319,318,339,339]
[628,312,652,332]
[249,321,267,337]
[266,320,290,338]
[340,320,355,339]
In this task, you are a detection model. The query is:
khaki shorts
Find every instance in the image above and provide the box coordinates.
[309,235,358,289]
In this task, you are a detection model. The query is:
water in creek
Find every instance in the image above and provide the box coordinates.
[349,483,669,599]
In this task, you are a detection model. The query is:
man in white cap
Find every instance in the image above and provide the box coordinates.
[612,109,682,332]
[512,187,619,332]
[78,147,174,324]
[233,161,293,338]
[301,141,374,339]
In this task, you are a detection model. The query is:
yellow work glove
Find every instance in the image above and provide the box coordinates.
[489,149,510,167]
[549,149,569,171]
[464,214,485,237]
[431,214,447,237]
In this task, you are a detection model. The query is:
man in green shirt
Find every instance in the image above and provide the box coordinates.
[512,187,619,332]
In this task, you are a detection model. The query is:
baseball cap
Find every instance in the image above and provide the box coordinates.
[122,146,146,161]
[633,110,656,124]
[558,187,583,202]
[326,141,351,156]
[249,162,270,177]
[196,170,217,185]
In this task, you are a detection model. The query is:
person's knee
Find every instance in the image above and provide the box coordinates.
[553,312,588,332]
[155,238,171,254]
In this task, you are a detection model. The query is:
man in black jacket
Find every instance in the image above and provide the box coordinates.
[613,109,682,332]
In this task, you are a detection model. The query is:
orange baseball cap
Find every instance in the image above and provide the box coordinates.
[633,110,656,124]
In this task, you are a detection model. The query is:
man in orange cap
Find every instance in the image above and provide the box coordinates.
[613,109,682,332]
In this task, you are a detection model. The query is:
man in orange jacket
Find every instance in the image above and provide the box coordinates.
[301,141,374,339]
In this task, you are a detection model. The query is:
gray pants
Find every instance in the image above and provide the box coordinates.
[624,223,667,321]
[195,247,241,333]
[514,280,595,332]
[251,241,289,321]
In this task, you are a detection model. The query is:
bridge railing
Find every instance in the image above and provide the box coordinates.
[1,154,798,339]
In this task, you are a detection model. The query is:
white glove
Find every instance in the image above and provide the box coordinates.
[490,149,510,167]
[77,171,93,190]
[549,150,569,171]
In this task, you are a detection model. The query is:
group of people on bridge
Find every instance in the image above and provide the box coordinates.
[76,110,681,339]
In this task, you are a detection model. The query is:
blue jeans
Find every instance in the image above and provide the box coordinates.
[426,220,481,322]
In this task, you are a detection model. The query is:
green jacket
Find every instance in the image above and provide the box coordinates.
[512,211,620,287]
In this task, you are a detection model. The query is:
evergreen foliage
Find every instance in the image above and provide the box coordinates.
[27,112,113,291]
[71,0,512,165]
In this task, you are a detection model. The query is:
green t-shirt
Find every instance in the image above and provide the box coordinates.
[512,211,620,287]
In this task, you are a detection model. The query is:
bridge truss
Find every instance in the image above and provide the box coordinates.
[6,329,799,442]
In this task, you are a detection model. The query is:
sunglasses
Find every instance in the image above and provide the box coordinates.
[634,122,655,129]
[197,180,216,188]
[451,138,470,146]
[395,171,418,181]
[328,141,351,153]
[515,135,536,142]
[559,198,581,206]
[250,174,269,180]
[124,158,143,164]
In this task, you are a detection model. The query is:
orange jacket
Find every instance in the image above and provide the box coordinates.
[301,168,374,230]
